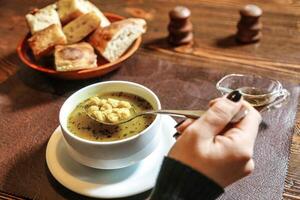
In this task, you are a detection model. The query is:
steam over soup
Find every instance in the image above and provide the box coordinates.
[67,92,155,142]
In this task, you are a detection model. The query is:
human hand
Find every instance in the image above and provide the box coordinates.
[168,91,262,188]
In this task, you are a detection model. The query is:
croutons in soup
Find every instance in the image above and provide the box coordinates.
[85,96,132,123]
[67,92,155,142]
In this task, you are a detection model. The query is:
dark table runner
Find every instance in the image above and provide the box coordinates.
[0,53,299,200]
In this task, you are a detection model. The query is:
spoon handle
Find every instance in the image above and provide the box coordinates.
[144,108,248,123]
[144,110,206,119]
[259,88,290,113]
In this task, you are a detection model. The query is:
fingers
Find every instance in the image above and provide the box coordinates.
[175,96,225,134]
[243,159,255,175]
[175,118,194,133]
[239,101,262,129]
[225,101,262,146]
[174,119,195,139]
[176,92,243,136]
[208,97,222,107]
[184,96,243,139]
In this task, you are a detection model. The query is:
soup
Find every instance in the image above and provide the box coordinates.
[67,92,155,142]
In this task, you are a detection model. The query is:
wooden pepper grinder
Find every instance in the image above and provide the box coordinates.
[236,4,263,43]
[168,6,193,46]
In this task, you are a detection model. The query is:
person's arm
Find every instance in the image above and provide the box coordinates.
[150,156,223,200]
[150,91,262,199]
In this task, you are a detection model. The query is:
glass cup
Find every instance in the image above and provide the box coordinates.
[216,74,290,110]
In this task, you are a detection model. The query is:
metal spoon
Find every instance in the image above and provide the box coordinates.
[84,91,290,126]
[85,107,249,126]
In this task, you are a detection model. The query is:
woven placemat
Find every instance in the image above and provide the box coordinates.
[283,120,300,200]
[145,46,300,199]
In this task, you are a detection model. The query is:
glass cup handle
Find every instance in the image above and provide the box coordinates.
[275,88,290,106]
[260,88,290,112]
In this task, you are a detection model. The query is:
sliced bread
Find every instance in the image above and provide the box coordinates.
[58,0,110,27]
[84,1,110,27]
[54,42,97,71]
[89,18,146,62]
[63,12,100,44]
[25,4,61,34]
[57,0,87,24]
[28,24,67,59]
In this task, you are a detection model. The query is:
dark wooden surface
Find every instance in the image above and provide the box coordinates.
[0,0,299,200]
[1,0,300,82]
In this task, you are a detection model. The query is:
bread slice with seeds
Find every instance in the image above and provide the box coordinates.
[63,12,100,44]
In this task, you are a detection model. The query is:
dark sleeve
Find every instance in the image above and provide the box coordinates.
[150,157,224,200]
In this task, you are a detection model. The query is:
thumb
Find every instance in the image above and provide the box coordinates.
[184,91,243,139]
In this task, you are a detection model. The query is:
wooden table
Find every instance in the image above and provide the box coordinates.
[0,0,299,199]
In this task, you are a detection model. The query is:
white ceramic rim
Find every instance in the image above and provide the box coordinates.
[59,81,161,146]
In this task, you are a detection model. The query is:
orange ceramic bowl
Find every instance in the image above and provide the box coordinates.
[17,13,142,80]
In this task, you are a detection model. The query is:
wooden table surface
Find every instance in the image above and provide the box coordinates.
[0,0,299,200]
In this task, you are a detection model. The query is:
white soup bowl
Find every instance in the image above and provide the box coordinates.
[59,81,161,169]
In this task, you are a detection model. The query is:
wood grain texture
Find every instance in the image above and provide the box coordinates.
[138,0,300,78]
[0,0,299,82]
[0,190,28,200]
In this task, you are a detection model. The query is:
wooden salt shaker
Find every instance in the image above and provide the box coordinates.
[236,4,263,43]
[168,6,193,46]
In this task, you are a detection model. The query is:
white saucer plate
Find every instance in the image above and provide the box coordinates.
[46,115,177,199]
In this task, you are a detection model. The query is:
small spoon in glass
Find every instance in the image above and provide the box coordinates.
[85,107,248,126]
